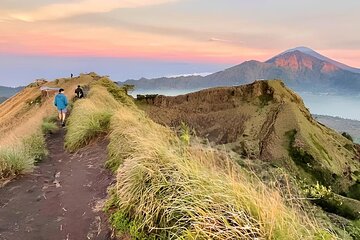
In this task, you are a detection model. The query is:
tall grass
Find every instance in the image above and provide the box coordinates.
[107,106,337,239]
[23,133,48,163]
[0,132,48,180]
[65,79,337,239]
[41,116,59,134]
[0,147,33,179]
[65,79,134,151]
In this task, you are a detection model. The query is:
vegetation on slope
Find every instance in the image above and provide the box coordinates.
[0,112,58,181]
[66,79,338,239]
[65,77,133,151]
[0,131,48,180]
[0,73,94,182]
[107,106,336,239]
[142,80,360,201]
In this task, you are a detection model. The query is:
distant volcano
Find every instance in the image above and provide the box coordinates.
[278,47,360,73]
[123,47,360,94]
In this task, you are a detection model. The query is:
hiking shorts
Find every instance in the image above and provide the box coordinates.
[58,108,67,114]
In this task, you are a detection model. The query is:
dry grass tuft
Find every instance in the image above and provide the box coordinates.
[0,132,48,180]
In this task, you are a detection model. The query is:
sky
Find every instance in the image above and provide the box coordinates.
[0,0,360,86]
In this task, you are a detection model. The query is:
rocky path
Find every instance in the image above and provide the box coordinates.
[0,129,114,240]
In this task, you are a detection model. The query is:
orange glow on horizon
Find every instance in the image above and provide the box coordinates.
[0,21,275,64]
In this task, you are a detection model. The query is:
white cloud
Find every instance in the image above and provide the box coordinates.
[167,72,213,78]
[7,0,179,22]
[209,37,232,43]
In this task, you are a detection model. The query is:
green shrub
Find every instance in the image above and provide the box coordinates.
[258,93,273,107]
[122,84,135,95]
[179,122,190,145]
[348,183,360,201]
[302,182,360,220]
[342,132,354,142]
[303,182,333,199]
[344,143,354,151]
[110,211,155,239]
[314,197,359,220]
[346,220,360,239]
[105,188,158,239]
[110,211,131,235]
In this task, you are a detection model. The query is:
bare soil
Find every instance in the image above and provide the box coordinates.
[0,129,114,240]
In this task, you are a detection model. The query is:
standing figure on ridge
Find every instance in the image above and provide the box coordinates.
[54,88,68,127]
[75,85,84,99]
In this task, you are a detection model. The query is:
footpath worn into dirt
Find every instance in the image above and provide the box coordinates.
[0,129,114,240]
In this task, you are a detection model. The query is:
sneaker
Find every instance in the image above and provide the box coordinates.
[62,122,66,127]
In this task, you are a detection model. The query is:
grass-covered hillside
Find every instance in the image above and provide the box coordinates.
[314,115,360,144]
[2,75,360,239]
[0,74,95,182]
[0,86,23,98]
[142,81,360,195]
[65,78,358,239]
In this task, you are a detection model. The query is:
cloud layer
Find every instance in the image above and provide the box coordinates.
[6,0,178,22]
[0,0,359,67]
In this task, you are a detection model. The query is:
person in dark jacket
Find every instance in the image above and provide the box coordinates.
[54,88,68,127]
[75,85,84,99]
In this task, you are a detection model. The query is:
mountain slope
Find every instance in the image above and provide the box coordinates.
[66,79,347,239]
[2,76,359,238]
[314,114,360,143]
[0,74,95,147]
[280,47,360,73]
[0,97,7,104]
[123,47,360,93]
[0,86,23,101]
[141,80,360,197]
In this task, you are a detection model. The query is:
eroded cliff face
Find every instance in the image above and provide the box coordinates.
[140,80,360,194]
[141,80,307,152]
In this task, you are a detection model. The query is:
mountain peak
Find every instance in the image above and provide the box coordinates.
[266,49,339,73]
[283,46,317,54]
[271,47,360,73]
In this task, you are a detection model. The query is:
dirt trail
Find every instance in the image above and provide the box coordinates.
[0,129,114,240]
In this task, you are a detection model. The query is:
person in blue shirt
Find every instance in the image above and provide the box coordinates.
[54,88,68,127]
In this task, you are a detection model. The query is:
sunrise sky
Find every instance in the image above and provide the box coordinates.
[1,0,359,86]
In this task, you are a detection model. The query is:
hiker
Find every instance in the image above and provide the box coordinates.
[54,88,68,127]
[75,85,84,99]
[71,73,73,78]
